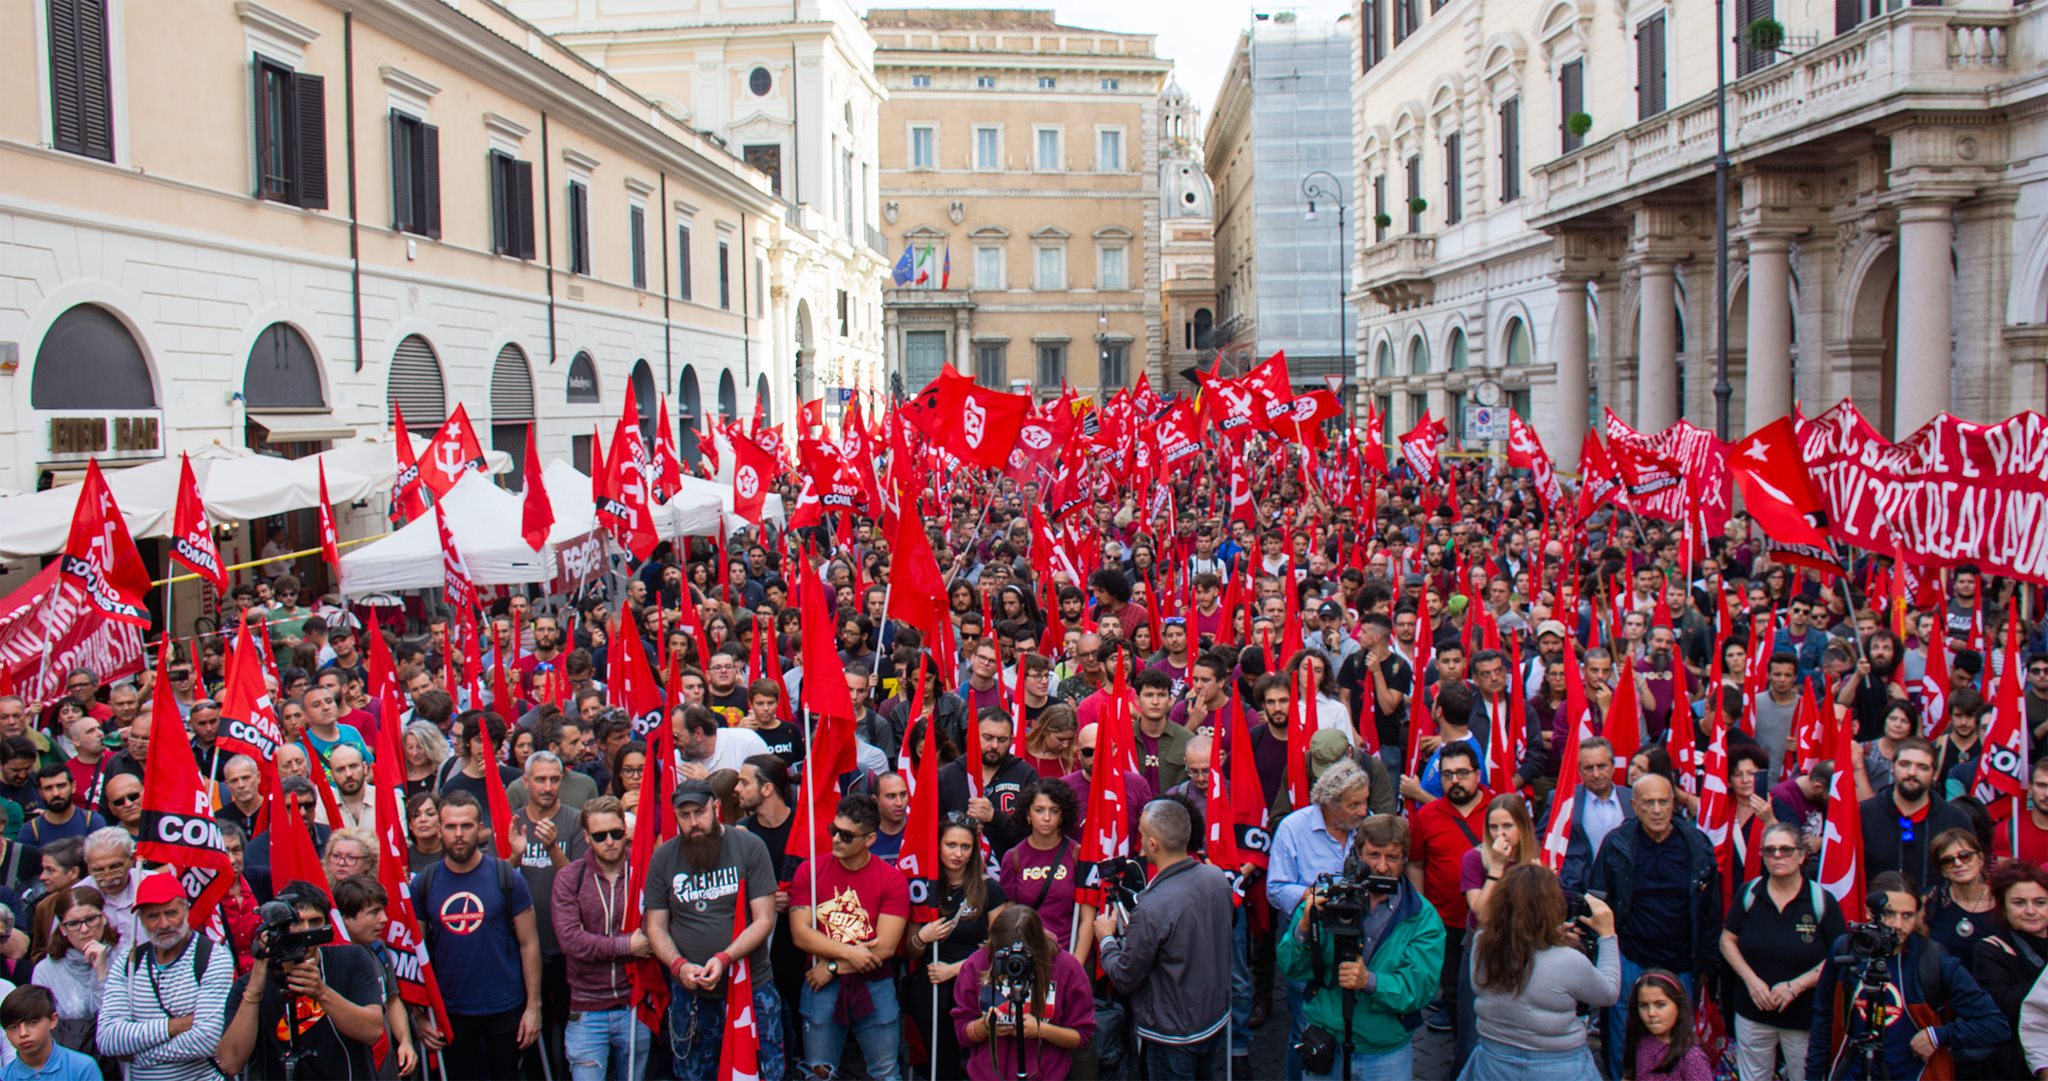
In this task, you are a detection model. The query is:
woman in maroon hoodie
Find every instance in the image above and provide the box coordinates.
[550,795,653,1081]
[952,906,1095,1081]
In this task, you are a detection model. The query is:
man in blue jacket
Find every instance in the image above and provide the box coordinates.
[1557,736,1633,895]
[1806,872,2006,1080]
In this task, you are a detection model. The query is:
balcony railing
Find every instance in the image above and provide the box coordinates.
[867,225,890,258]
[1357,235,1437,311]
[1531,5,2020,226]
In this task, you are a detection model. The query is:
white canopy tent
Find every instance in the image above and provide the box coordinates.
[339,469,584,594]
[669,473,787,533]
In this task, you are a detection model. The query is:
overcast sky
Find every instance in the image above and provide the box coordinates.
[855,0,1357,128]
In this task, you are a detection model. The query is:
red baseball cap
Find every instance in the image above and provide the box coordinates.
[133,874,186,909]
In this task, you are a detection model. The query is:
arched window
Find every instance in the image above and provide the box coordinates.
[629,360,657,441]
[387,335,445,426]
[1375,340,1393,378]
[1505,317,1533,366]
[566,351,601,404]
[678,364,703,467]
[755,373,773,424]
[718,370,738,421]
[1408,336,1430,376]
[490,344,534,489]
[1193,308,1213,349]
[244,323,324,409]
[34,304,155,409]
[1447,327,1468,371]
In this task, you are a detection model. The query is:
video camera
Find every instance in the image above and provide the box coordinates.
[1838,891,1902,963]
[251,900,334,966]
[1563,889,1608,955]
[1095,856,1150,911]
[1311,872,1397,962]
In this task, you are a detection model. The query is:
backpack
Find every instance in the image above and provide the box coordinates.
[1739,876,1827,920]
[415,856,519,946]
[128,934,216,983]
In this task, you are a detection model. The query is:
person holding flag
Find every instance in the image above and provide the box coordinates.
[787,792,911,1081]
[907,812,1007,1081]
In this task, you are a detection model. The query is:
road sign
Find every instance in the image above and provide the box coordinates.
[1464,405,1509,440]
[1322,374,1344,395]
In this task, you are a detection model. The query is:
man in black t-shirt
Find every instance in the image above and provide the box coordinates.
[217,880,388,1080]
[704,647,751,725]
[1338,613,1411,771]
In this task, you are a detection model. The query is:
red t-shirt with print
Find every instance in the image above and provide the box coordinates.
[789,853,912,946]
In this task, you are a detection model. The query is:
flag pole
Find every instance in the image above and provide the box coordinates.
[931,938,941,1076]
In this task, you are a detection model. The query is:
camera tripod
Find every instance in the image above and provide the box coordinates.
[992,973,1033,1081]
[1827,952,1895,1081]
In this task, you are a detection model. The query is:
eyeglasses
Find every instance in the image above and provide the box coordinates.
[830,826,872,843]
[107,792,140,807]
[1440,768,1477,780]
[1939,850,1981,868]
[1078,747,1096,758]
[589,829,627,843]
[59,914,103,932]
[1761,845,1800,858]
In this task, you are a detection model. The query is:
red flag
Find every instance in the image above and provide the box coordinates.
[790,552,860,862]
[1286,664,1313,808]
[467,630,517,862]
[369,635,454,1037]
[1921,633,1953,740]
[1972,612,2029,820]
[1226,691,1271,870]
[1729,417,1833,549]
[1696,713,1736,908]
[1818,699,1868,921]
[217,616,283,787]
[1542,639,1590,871]
[268,783,336,913]
[421,403,489,499]
[945,374,1031,469]
[136,638,235,929]
[589,424,608,510]
[715,883,760,1081]
[626,685,678,1032]
[168,452,227,595]
[1076,660,1134,908]
[1227,455,1257,529]
[1575,431,1631,519]
[1205,727,1242,877]
[1397,411,1448,484]
[609,606,665,734]
[653,395,685,503]
[897,678,943,922]
[1605,657,1641,766]
[1505,410,1566,513]
[730,433,776,526]
[316,460,341,569]
[521,423,554,551]
[434,501,480,619]
[390,406,428,524]
[59,459,152,627]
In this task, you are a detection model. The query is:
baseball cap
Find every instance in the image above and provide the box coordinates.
[134,875,186,909]
[1316,600,1343,620]
[673,779,715,809]
[1308,729,1352,781]
[1536,620,1569,640]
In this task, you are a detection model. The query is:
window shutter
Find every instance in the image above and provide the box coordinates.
[389,111,410,230]
[249,59,265,195]
[489,152,509,254]
[513,160,535,260]
[49,0,113,161]
[1500,97,1521,202]
[570,184,589,275]
[1406,154,1421,232]
[630,206,647,288]
[291,72,327,209]
[1561,60,1585,153]
[420,123,441,239]
[678,225,692,299]
[1443,133,1461,224]
[1638,15,1667,119]
[1836,0,1861,34]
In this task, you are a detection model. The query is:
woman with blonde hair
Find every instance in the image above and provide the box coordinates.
[1454,792,1540,1069]
[1019,704,1079,779]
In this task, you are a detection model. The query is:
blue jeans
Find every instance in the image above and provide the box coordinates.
[1231,905,1253,1057]
[1605,954,1695,1080]
[799,976,902,1080]
[1285,978,1308,1080]
[564,1006,650,1081]
[1307,1041,1414,1081]
[1459,1038,1603,1081]
[1144,1032,1226,1081]
[669,984,786,1081]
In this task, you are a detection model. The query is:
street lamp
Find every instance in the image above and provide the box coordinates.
[1300,170,1349,414]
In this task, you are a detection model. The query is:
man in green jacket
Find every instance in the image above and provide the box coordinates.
[1277,813,1445,1080]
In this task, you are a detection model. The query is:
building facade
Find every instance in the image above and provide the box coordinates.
[504,0,892,428]
[1159,80,1217,395]
[869,8,1172,401]
[1208,18,1358,399]
[2,0,782,572]
[1355,0,2048,469]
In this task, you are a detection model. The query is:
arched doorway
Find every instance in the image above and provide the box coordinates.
[490,344,534,489]
[755,373,773,425]
[678,364,703,467]
[34,303,156,410]
[794,298,817,405]
[387,334,445,426]
[718,369,738,421]
[629,359,657,442]
[1846,245,1901,436]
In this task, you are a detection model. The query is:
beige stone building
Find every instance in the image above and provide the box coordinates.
[501,0,892,430]
[1353,0,2048,469]
[868,8,1172,400]
[0,0,781,578]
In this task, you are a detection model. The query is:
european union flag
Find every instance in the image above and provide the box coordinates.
[892,244,915,286]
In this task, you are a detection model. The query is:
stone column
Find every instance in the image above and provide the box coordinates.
[1552,276,1590,471]
[1637,260,1680,431]
[1744,234,1795,427]
[953,307,972,371]
[1895,198,1955,432]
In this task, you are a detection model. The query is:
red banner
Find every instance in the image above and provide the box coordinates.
[1603,411,1732,536]
[1797,401,2048,583]
[0,562,145,703]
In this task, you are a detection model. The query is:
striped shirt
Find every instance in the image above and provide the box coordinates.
[96,934,231,1081]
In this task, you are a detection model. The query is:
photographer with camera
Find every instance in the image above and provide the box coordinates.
[1463,863,1619,1081]
[216,880,387,1080]
[1805,871,2005,1081]
[1277,813,1445,1081]
[952,905,1093,1080]
[1094,798,1234,1080]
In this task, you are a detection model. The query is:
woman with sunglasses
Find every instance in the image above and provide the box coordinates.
[908,814,1010,1081]
[1925,826,1997,967]
[1719,821,1844,1081]
[30,886,115,1058]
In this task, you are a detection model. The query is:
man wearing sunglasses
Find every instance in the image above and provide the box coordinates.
[553,794,651,1081]
[788,793,910,1081]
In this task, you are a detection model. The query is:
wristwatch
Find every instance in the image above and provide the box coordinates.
[827,960,840,974]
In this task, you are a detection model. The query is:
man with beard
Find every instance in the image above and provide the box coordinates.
[96,876,232,1081]
[1861,737,1973,885]
[702,649,750,726]
[21,765,105,848]
[937,710,1039,859]
[1588,773,1722,1078]
[674,706,769,782]
[1836,630,1910,740]
[1170,652,1242,745]
[1405,740,1489,1031]
[644,778,782,1081]
[516,614,567,700]
[1636,626,1696,743]
[1403,682,1489,804]
[733,755,805,1068]
[552,796,653,1080]
[412,790,542,1079]
[324,744,376,834]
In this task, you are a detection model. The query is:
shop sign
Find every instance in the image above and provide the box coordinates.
[44,410,165,462]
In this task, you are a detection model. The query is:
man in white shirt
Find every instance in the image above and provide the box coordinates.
[672,705,768,780]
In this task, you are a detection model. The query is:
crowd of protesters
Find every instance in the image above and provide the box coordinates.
[13,431,2048,1081]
